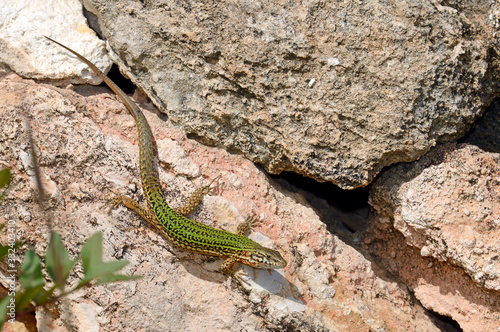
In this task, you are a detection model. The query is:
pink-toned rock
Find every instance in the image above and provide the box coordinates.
[367,143,500,331]
[0,72,440,331]
[371,143,500,291]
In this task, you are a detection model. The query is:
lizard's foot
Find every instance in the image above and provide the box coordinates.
[101,192,128,214]
[174,175,223,216]
[201,174,223,196]
[232,268,251,288]
[101,194,156,225]
[237,215,261,236]
[222,257,252,288]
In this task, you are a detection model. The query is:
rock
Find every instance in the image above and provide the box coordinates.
[367,143,500,330]
[0,72,440,331]
[363,223,500,332]
[370,143,500,290]
[0,0,111,85]
[2,2,499,329]
[81,0,500,188]
[3,1,499,188]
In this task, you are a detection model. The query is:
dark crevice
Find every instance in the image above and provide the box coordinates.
[270,171,369,212]
[82,7,103,39]
[458,97,500,152]
[428,310,463,332]
[104,64,136,95]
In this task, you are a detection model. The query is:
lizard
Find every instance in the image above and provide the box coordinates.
[44,36,287,284]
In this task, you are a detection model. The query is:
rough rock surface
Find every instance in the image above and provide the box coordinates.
[370,143,500,290]
[2,2,500,330]
[2,1,499,188]
[0,0,111,84]
[76,0,500,188]
[363,222,500,332]
[366,143,500,330]
[0,72,441,331]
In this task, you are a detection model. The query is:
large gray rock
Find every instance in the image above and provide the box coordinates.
[80,0,500,188]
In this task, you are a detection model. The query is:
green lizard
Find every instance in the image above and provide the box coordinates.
[44,36,287,284]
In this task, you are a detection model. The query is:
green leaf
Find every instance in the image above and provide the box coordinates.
[0,245,11,262]
[76,232,136,288]
[77,260,130,288]
[34,284,57,305]
[87,260,129,280]
[15,285,45,313]
[80,233,129,278]
[19,250,45,290]
[0,169,11,189]
[0,296,13,329]
[0,242,23,262]
[80,232,104,274]
[0,168,12,201]
[0,232,140,322]
[45,232,76,290]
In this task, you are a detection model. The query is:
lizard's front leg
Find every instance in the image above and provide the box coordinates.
[221,256,250,286]
[237,215,259,236]
[173,175,221,216]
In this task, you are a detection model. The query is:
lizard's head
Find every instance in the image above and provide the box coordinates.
[245,247,287,269]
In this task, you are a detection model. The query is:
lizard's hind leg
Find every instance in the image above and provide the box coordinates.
[105,194,158,226]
